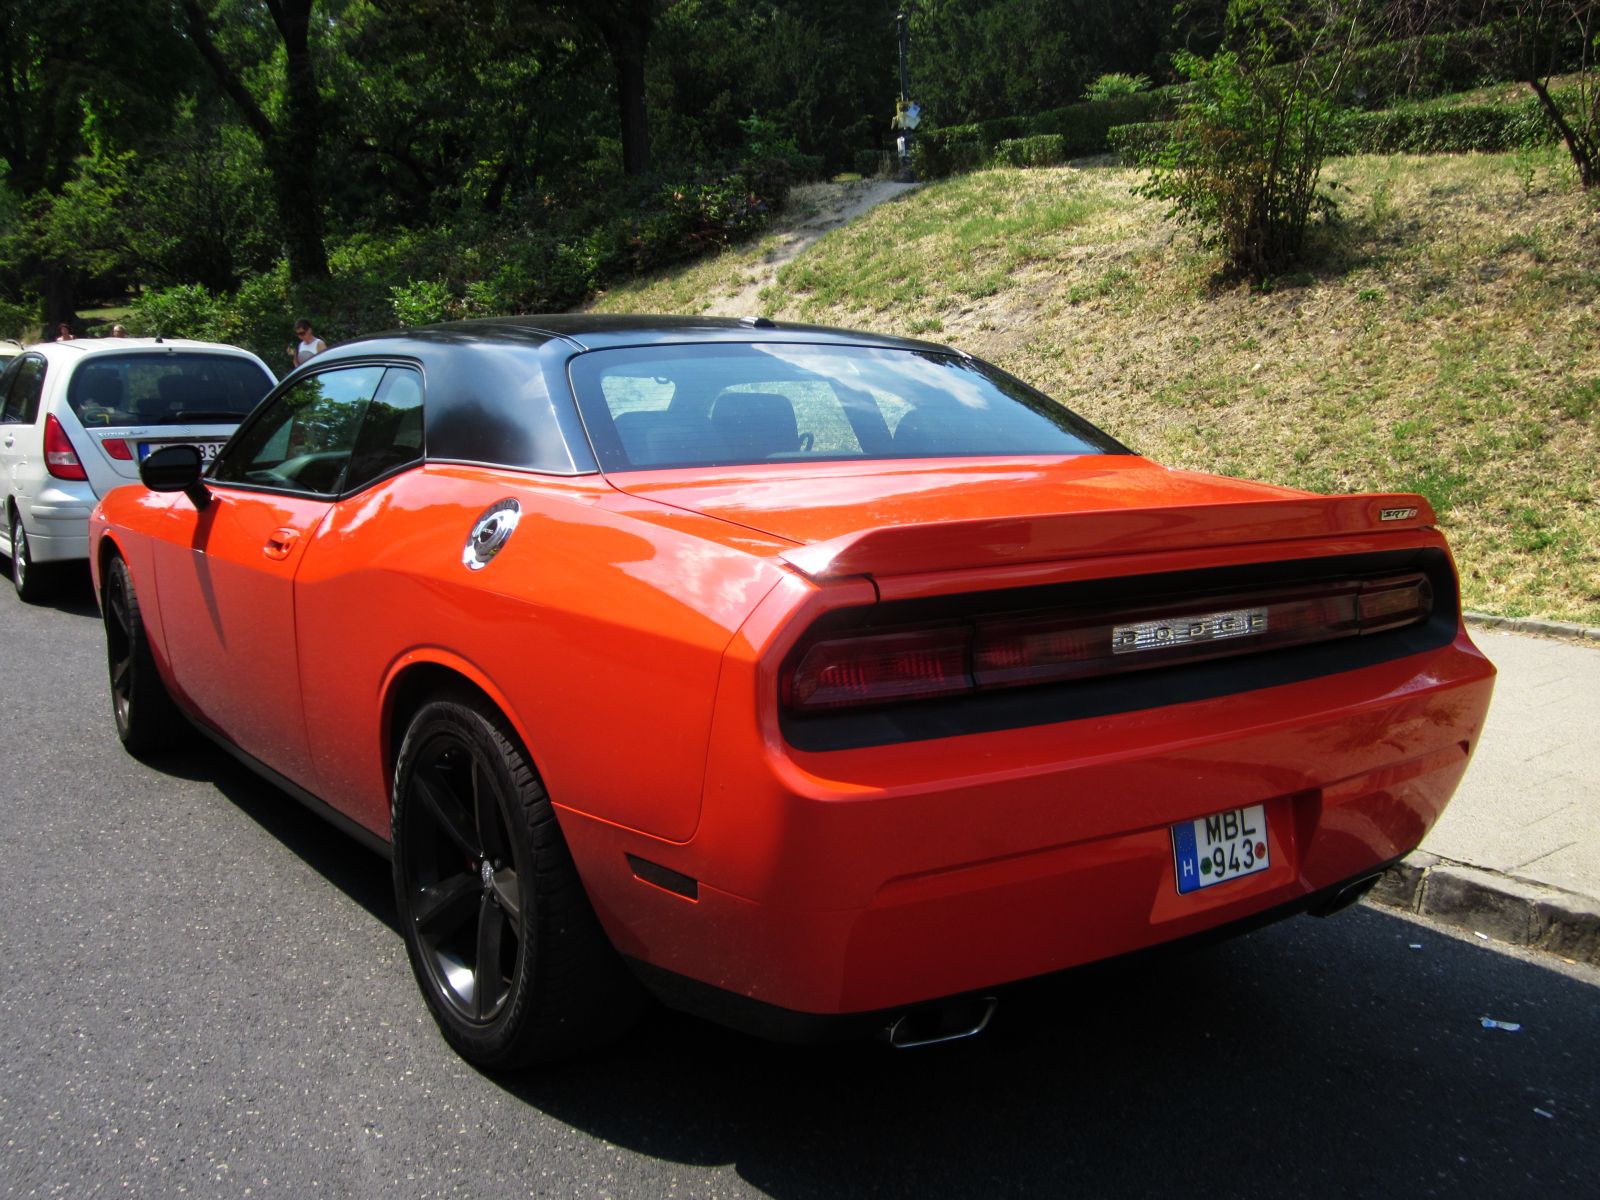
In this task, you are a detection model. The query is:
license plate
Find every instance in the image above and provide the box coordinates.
[138,441,225,462]
[1171,804,1270,894]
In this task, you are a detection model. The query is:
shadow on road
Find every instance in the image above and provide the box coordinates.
[153,737,399,934]
[495,907,1594,1196]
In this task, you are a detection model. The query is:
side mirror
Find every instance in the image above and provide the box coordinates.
[140,444,212,511]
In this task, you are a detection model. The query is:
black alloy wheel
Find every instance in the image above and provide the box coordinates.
[9,507,54,603]
[403,725,523,1025]
[392,697,641,1070]
[102,555,185,755]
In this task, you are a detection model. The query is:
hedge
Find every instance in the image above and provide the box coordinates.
[992,134,1069,168]
[1328,99,1557,153]
[1306,27,1500,110]
[913,28,1552,180]
[1110,95,1561,164]
[913,92,1173,177]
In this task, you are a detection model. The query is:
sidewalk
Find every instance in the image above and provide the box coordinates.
[1368,622,1600,963]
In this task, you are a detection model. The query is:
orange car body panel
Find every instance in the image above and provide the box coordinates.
[88,324,1494,1024]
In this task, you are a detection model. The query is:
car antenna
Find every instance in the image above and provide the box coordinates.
[739,315,776,329]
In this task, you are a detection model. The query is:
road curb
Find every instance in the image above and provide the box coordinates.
[1464,611,1600,644]
[1369,852,1600,965]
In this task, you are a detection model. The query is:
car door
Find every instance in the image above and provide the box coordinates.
[0,356,25,506]
[1,355,45,512]
[150,364,387,790]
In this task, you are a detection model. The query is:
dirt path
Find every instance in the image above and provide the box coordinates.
[702,178,918,317]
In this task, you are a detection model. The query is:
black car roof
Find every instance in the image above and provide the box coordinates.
[340,314,953,355]
[279,317,970,479]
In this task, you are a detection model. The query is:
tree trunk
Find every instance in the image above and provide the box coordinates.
[181,0,330,281]
[273,2,331,277]
[41,261,76,332]
[1528,76,1597,188]
[600,20,650,176]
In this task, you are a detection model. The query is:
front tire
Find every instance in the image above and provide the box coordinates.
[391,696,642,1070]
[9,507,56,604]
[103,554,187,756]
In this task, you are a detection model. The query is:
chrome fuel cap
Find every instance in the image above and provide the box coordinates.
[463,499,520,571]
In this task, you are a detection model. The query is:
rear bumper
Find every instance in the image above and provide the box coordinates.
[623,859,1397,1044]
[19,480,96,563]
[562,629,1495,1017]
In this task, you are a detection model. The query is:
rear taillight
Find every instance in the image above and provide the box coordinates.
[785,626,970,710]
[44,414,89,480]
[101,438,133,461]
[784,573,1434,713]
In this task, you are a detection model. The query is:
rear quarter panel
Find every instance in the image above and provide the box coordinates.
[293,465,792,842]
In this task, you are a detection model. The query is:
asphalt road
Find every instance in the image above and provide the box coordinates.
[3,570,1597,1200]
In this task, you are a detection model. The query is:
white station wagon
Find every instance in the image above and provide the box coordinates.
[1,337,276,601]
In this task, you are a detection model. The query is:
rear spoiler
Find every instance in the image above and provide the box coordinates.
[779,493,1436,581]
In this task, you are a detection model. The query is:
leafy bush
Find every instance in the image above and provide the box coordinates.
[1138,45,1343,281]
[0,297,34,341]
[853,149,888,178]
[391,278,458,326]
[1084,73,1153,102]
[130,283,236,343]
[124,154,801,366]
[992,134,1068,168]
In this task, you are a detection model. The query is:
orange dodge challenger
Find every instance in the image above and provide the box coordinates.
[90,316,1495,1068]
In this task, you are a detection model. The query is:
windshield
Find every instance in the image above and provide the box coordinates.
[67,352,273,428]
[569,343,1125,471]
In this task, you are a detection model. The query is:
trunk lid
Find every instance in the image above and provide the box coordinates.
[607,456,1434,579]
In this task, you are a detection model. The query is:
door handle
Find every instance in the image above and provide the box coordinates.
[263,527,300,560]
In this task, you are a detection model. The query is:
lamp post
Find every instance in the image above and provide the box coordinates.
[893,6,920,178]
[897,9,910,104]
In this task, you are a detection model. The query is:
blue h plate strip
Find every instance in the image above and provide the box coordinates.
[1172,819,1201,895]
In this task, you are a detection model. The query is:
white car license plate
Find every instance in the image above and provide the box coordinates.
[1171,804,1270,894]
[138,440,225,462]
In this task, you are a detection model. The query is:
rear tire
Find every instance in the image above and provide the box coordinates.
[391,696,642,1070]
[9,507,56,604]
[103,554,187,756]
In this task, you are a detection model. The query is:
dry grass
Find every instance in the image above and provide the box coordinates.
[600,151,1600,624]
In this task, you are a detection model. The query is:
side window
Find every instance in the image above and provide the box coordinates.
[1,357,46,425]
[342,367,425,493]
[211,365,385,495]
[0,358,21,421]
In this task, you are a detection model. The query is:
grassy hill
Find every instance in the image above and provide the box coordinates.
[594,150,1600,626]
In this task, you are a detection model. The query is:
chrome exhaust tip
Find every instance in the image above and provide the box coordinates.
[883,996,998,1049]
[1308,871,1383,918]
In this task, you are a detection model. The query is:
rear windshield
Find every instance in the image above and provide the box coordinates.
[67,352,273,428]
[569,343,1125,471]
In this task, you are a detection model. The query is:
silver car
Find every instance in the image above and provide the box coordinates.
[1,337,275,601]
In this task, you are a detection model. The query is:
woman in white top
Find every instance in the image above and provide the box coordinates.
[289,319,327,366]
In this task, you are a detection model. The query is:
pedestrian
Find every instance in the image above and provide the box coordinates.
[110,324,128,338]
[55,322,74,341]
[288,319,326,367]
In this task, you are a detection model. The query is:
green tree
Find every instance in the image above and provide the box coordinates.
[1449,0,1600,185]
[909,0,1181,126]
[523,0,662,175]
[0,0,194,322]
[179,0,332,280]
[325,0,608,220]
